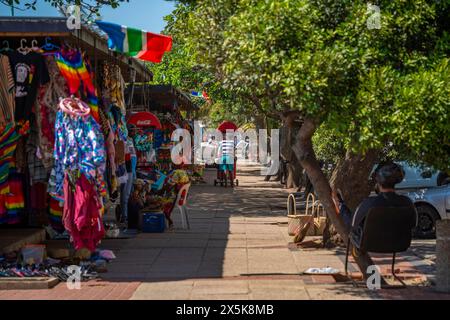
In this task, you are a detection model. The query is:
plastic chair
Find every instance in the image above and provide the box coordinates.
[174,183,191,229]
[345,206,417,286]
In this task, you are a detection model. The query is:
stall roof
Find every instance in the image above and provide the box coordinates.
[0,16,152,82]
[127,84,198,112]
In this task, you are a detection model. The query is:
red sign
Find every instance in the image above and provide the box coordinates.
[128,112,162,129]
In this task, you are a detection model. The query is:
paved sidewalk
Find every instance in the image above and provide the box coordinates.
[1,165,449,300]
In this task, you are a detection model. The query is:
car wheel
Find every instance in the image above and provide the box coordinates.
[414,204,440,239]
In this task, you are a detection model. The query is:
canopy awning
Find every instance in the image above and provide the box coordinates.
[218,121,238,133]
[128,111,162,129]
[0,17,153,82]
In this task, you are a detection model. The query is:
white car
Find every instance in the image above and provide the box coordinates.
[406,184,450,239]
[395,162,441,190]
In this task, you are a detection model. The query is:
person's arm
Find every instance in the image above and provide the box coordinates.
[352,199,372,228]
[218,141,223,158]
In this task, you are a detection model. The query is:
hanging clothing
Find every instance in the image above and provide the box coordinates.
[14,135,27,173]
[107,104,128,143]
[48,109,106,201]
[98,109,118,194]
[48,198,64,233]
[125,137,137,179]
[37,56,69,169]
[63,172,105,252]
[55,49,100,123]
[30,182,48,210]
[0,54,15,127]
[5,50,50,122]
[26,121,49,185]
[28,182,49,227]
[0,171,25,225]
[102,64,126,111]
[0,123,22,194]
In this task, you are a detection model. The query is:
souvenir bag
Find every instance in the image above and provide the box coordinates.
[287,193,315,242]
[306,201,328,236]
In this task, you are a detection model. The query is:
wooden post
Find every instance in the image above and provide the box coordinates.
[436,219,450,293]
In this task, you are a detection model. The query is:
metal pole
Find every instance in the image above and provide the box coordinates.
[11,4,15,16]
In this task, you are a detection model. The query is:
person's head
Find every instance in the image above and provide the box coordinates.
[134,179,144,191]
[374,162,405,191]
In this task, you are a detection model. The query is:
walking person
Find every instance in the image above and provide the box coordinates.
[218,132,236,187]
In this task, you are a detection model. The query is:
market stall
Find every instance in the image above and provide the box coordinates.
[123,84,203,228]
[0,17,154,258]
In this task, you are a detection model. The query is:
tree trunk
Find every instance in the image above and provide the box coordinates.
[324,149,379,247]
[286,158,302,188]
[254,115,265,163]
[330,149,379,211]
[280,119,303,188]
[292,117,377,280]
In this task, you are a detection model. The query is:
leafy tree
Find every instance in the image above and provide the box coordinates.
[151,1,262,128]
[169,0,449,276]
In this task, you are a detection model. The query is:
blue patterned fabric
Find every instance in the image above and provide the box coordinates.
[48,111,106,200]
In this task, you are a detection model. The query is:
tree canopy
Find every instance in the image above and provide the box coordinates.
[159,0,449,171]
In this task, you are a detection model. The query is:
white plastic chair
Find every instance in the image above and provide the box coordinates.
[174,183,191,229]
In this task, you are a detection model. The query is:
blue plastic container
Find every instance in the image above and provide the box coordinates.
[142,212,166,233]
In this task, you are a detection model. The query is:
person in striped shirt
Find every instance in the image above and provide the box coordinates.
[218,132,236,187]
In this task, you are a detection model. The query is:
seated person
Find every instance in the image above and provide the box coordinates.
[127,179,145,229]
[334,162,417,248]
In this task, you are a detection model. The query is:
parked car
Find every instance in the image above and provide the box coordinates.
[371,161,445,189]
[394,162,443,190]
[406,184,450,239]
[371,161,449,239]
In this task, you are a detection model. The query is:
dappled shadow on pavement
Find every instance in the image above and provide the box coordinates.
[100,166,441,299]
[1,165,441,300]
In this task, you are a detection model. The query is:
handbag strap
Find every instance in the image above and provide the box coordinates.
[287,193,297,216]
[305,193,315,216]
[313,200,326,218]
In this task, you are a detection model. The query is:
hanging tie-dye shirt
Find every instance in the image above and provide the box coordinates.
[48,111,106,201]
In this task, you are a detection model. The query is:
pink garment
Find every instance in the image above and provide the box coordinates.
[63,173,104,252]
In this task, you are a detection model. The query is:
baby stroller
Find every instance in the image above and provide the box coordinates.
[214,156,239,187]
[214,121,239,187]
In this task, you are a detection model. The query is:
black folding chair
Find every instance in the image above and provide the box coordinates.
[345,206,417,286]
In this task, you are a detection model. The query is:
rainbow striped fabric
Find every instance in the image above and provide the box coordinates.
[0,124,21,195]
[48,198,65,233]
[0,172,25,225]
[55,50,100,123]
